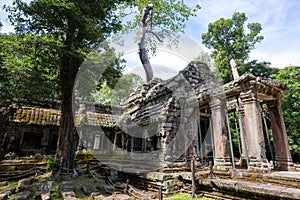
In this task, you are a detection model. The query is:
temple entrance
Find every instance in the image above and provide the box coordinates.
[21,132,43,155]
[197,118,213,164]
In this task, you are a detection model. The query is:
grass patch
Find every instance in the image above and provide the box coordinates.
[165,193,214,200]
[0,181,18,193]
[50,181,61,200]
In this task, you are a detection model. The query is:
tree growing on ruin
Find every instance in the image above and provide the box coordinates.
[138,4,156,82]
[6,0,200,171]
[202,12,264,83]
[7,0,125,171]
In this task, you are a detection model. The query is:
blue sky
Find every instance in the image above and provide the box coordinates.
[1,0,300,70]
[185,0,300,68]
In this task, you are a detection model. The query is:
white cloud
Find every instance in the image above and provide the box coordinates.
[123,49,188,78]
[185,0,300,68]
[111,30,210,78]
[0,0,31,33]
[1,0,299,68]
[0,0,14,33]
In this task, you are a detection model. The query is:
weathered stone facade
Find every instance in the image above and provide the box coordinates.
[0,106,60,156]
[0,61,294,171]
[223,73,294,171]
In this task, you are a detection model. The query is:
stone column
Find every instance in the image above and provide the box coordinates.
[240,91,269,171]
[142,130,149,153]
[267,100,294,171]
[237,103,247,167]
[210,98,232,171]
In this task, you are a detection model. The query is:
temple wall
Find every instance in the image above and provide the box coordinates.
[0,61,294,172]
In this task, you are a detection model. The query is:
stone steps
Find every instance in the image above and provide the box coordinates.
[205,179,300,200]
[119,170,300,199]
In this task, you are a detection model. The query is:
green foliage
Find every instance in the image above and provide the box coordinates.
[272,66,300,161]
[202,12,264,83]
[5,0,199,100]
[92,73,144,104]
[228,111,242,158]
[95,43,126,89]
[5,0,131,169]
[92,84,113,104]
[121,0,200,30]
[0,182,18,193]
[240,60,279,78]
[5,0,200,103]
[0,33,60,106]
[6,0,123,50]
[74,42,125,101]
[5,0,127,98]
[46,157,60,172]
[5,0,199,169]
[118,0,201,54]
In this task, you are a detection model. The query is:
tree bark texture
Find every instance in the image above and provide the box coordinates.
[138,4,154,82]
[56,54,81,172]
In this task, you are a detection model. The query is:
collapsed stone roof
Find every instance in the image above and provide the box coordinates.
[118,61,212,125]
[6,61,288,129]
[13,107,61,126]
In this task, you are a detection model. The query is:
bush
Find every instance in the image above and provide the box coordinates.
[46,157,60,172]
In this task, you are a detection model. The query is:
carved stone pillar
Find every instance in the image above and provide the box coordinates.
[142,130,147,153]
[237,102,247,166]
[210,98,232,171]
[240,91,269,171]
[267,100,294,171]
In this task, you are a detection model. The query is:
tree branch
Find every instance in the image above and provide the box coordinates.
[138,4,154,82]
[146,29,163,43]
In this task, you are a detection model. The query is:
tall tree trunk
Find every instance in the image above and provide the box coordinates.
[138,4,154,82]
[56,54,81,172]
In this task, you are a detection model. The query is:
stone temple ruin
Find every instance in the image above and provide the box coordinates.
[0,61,295,172]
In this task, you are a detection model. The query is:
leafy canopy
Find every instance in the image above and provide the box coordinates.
[6,0,201,96]
[74,42,125,100]
[0,33,60,106]
[272,66,300,160]
[239,60,279,79]
[4,0,200,169]
[118,0,201,54]
[6,0,123,51]
[202,12,263,83]
[7,0,200,55]
[4,0,129,104]
[92,73,144,105]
